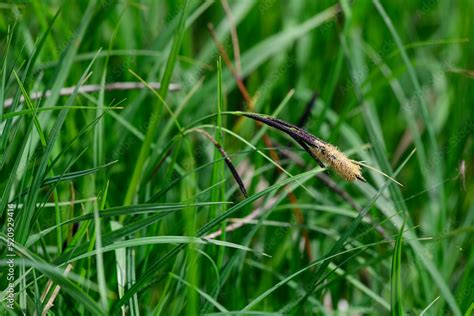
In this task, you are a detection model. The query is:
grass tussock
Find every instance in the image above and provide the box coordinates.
[0,1,473,315]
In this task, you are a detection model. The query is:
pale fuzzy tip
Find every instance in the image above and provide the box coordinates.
[312,144,364,182]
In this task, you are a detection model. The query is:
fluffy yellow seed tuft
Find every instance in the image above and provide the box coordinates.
[310,143,364,182]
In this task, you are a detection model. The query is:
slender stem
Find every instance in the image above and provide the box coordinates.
[3,81,180,108]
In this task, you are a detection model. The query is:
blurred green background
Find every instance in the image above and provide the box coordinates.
[0,0,473,315]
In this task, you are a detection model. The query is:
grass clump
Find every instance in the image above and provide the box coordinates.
[1,1,473,315]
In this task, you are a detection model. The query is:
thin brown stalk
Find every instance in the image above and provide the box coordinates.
[205,196,278,239]
[3,81,181,108]
[220,0,241,76]
[34,264,73,316]
[207,23,251,106]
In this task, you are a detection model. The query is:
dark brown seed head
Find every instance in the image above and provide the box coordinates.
[242,113,365,182]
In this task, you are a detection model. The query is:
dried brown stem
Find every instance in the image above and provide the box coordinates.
[4,81,181,108]
[220,0,241,76]
[34,264,73,316]
[205,196,278,239]
[207,23,251,107]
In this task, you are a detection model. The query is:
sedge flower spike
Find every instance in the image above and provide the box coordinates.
[241,113,365,182]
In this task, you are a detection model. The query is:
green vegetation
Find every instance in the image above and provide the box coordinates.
[1,1,473,315]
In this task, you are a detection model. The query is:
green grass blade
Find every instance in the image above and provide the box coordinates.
[16,49,101,244]
[391,220,405,316]
[0,235,105,315]
[169,273,228,313]
[110,169,318,313]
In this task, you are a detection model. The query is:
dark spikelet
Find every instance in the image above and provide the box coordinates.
[242,113,325,148]
[242,113,364,182]
[292,136,325,168]
[193,128,248,197]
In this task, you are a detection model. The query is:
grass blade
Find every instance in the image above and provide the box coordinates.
[391,220,405,316]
